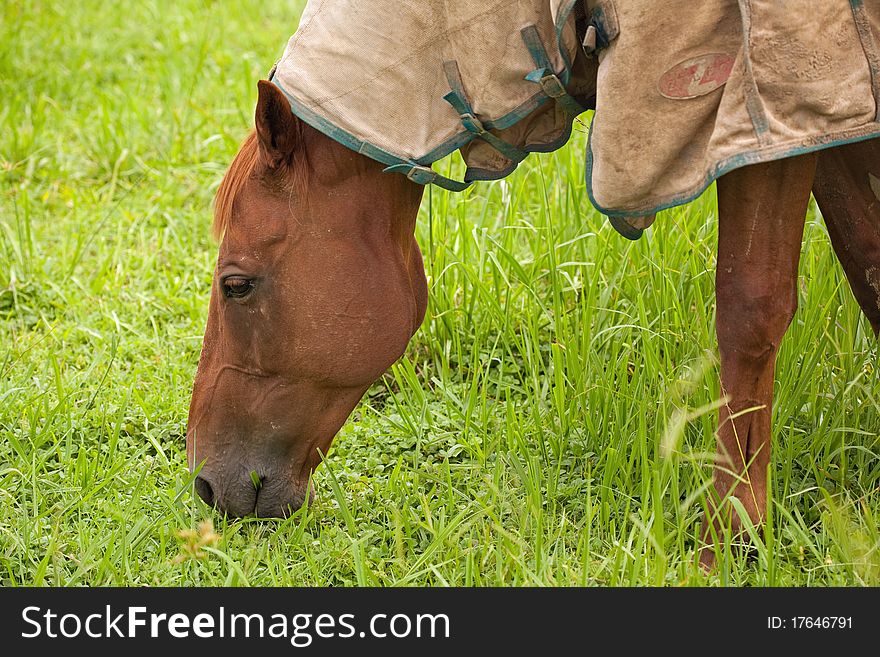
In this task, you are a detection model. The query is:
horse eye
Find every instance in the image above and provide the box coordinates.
[222,276,254,299]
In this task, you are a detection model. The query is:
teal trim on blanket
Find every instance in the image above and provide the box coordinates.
[383,162,471,191]
[736,0,770,143]
[271,2,584,192]
[269,76,405,168]
[409,85,575,166]
[442,60,531,163]
[464,118,576,182]
[521,24,584,116]
[270,77,470,191]
[554,0,580,81]
[587,6,615,48]
[584,111,880,228]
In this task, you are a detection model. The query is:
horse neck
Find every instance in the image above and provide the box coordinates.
[300,123,425,249]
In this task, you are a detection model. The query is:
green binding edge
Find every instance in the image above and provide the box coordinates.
[584,116,880,226]
[270,0,584,192]
[586,0,880,236]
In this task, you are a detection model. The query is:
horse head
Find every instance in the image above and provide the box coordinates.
[186,81,427,517]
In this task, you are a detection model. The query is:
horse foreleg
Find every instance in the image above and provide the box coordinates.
[813,140,880,334]
[700,154,818,569]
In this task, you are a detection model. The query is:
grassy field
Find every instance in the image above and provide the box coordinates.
[1,0,878,587]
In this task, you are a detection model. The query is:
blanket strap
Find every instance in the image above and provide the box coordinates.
[442,61,529,163]
[520,25,584,117]
[268,69,469,191]
[382,162,471,192]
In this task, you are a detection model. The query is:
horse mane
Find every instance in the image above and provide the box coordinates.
[212,131,261,241]
[212,126,313,241]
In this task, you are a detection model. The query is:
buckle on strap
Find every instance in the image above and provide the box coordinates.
[441,60,528,162]
[382,162,471,192]
[520,24,585,116]
[401,164,436,185]
[459,112,488,136]
[525,69,567,99]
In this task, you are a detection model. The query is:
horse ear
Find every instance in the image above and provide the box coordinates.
[255,80,299,169]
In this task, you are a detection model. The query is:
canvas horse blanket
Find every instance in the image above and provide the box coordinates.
[271,0,880,238]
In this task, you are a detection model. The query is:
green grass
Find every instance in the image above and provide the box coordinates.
[1,0,878,587]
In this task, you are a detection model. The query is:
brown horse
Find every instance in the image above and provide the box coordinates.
[186,80,880,566]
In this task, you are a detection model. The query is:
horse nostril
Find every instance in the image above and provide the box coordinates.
[194,476,215,506]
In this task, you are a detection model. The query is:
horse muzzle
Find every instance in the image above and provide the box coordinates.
[193,466,311,518]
